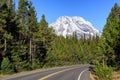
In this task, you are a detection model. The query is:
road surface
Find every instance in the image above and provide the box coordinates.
[1,65,91,80]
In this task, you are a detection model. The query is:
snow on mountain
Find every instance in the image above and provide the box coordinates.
[49,16,101,39]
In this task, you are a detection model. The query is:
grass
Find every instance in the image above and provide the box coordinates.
[114,70,120,80]
[90,72,98,80]
[90,70,120,80]
[0,68,44,78]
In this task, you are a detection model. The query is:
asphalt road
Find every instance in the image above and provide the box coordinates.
[1,65,91,80]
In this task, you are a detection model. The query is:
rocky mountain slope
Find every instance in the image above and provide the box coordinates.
[50,16,101,38]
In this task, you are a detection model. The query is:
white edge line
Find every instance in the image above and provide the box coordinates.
[77,68,89,80]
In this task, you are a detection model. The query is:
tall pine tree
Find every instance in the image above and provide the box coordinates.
[27,1,38,68]
[101,3,120,68]
[0,0,19,73]
[17,0,31,70]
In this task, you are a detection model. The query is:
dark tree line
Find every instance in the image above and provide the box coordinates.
[0,0,55,74]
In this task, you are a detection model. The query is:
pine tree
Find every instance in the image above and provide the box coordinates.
[17,0,31,70]
[0,0,20,73]
[34,15,55,67]
[0,0,12,53]
[1,58,13,74]
[101,3,120,67]
[27,1,38,68]
[17,0,29,40]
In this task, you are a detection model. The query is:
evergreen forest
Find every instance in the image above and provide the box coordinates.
[0,0,120,75]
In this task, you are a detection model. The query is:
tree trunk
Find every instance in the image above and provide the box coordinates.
[102,59,105,67]
[29,38,32,65]
[4,38,6,51]
[102,54,105,67]
[32,44,36,67]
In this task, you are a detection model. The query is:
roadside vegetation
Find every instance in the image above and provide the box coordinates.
[91,3,120,80]
[0,0,120,80]
[92,61,114,80]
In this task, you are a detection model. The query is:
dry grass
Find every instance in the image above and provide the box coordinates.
[0,74,9,78]
[0,69,42,78]
[90,72,98,80]
[0,66,69,79]
[90,71,120,80]
[90,72,95,80]
[113,71,120,80]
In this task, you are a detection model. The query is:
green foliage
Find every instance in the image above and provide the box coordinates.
[34,15,55,68]
[1,58,13,74]
[93,61,114,80]
[45,36,99,67]
[101,3,120,68]
[17,0,29,37]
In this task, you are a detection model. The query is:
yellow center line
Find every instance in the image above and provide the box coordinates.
[38,68,75,80]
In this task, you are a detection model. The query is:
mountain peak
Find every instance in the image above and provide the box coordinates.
[50,16,101,38]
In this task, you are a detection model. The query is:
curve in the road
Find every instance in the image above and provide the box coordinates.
[1,65,90,80]
[39,66,90,80]
[39,68,75,80]
[77,68,89,80]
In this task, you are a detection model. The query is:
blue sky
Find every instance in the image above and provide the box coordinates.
[16,0,120,31]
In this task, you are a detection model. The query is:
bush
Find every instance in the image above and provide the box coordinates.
[1,58,13,74]
[93,61,114,80]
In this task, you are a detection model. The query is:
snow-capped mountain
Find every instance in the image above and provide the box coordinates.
[50,16,101,38]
